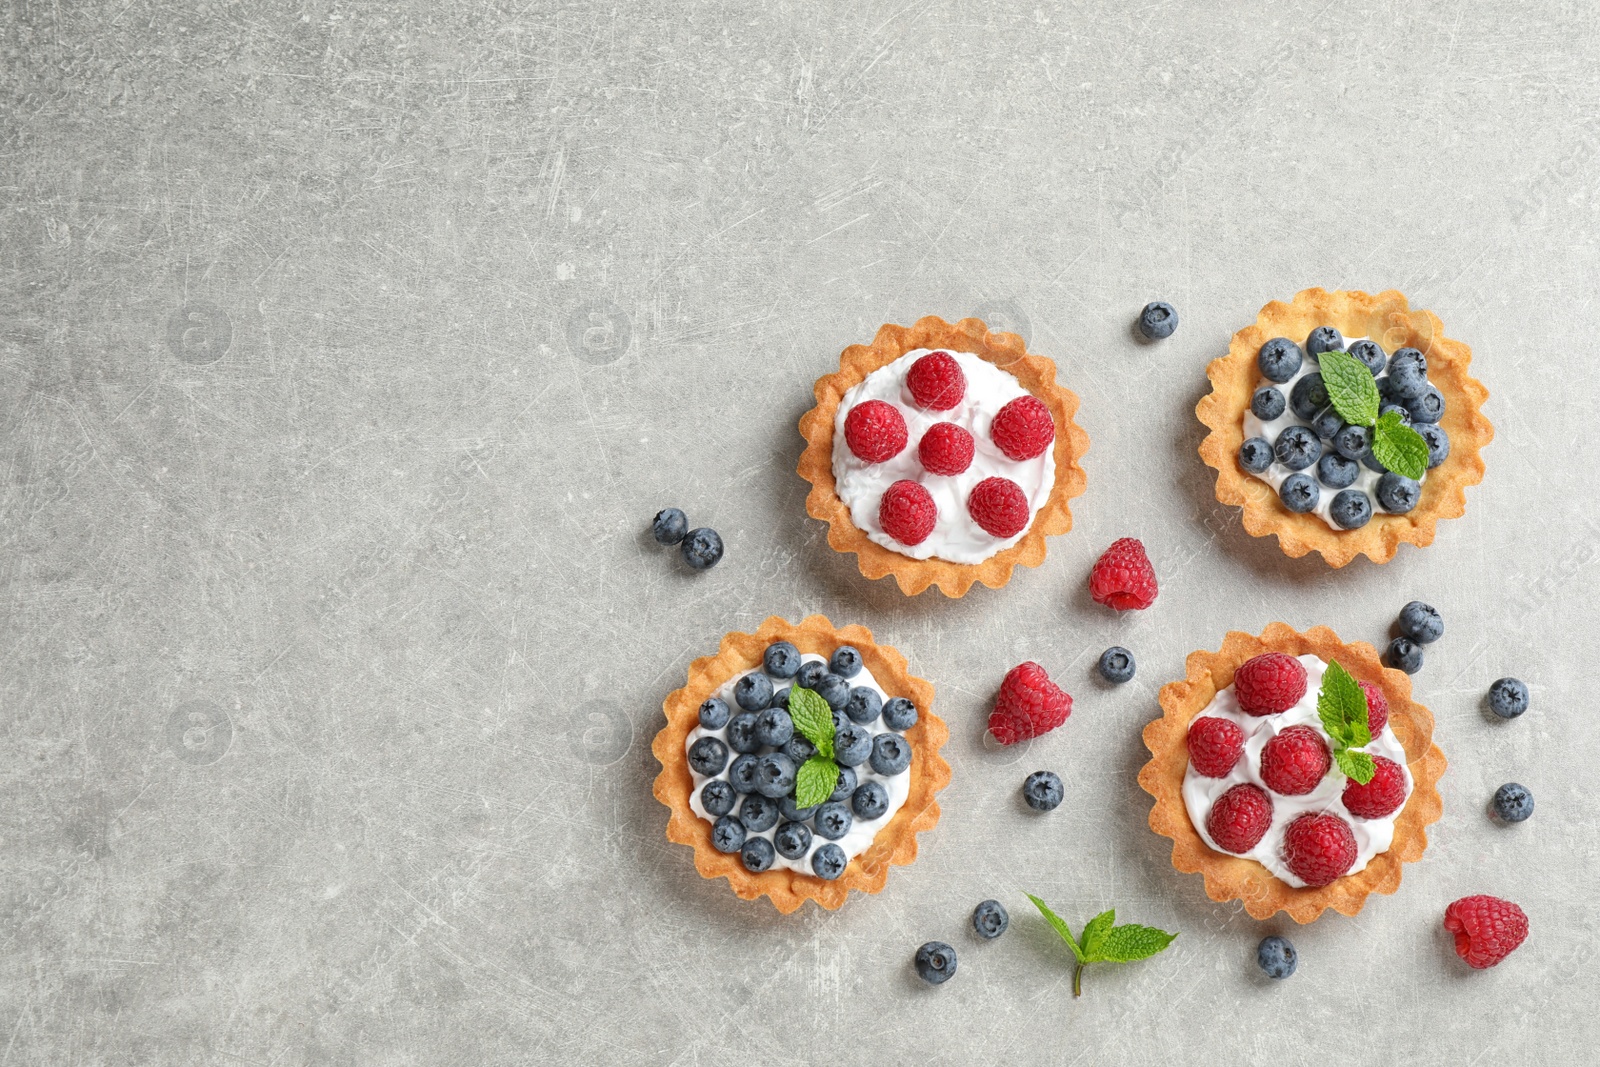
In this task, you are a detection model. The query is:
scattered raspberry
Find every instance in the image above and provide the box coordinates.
[990,395,1056,461]
[987,662,1072,745]
[968,477,1030,538]
[1088,537,1158,610]
[1233,653,1308,716]
[1342,755,1408,819]
[1358,679,1390,736]
[1186,716,1244,778]
[878,480,937,546]
[906,351,965,410]
[1260,725,1331,796]
[1205,783,1273,854]
[1444,895,1529,970]
[917,422,975,476]
[1281,812,1357,886]
[843,399,908,463]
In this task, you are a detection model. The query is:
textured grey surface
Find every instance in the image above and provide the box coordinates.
[1,1,1595,1063]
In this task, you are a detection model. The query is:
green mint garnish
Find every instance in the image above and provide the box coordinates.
[1317,659,1377,785]
[1026,894,1178,997]
[1370,410,1430,480]
[794,754,840,809]
[1319,349,1380,427]
[788,687,840,807]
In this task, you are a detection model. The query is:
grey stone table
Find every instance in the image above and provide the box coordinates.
[2,1,1594,1063]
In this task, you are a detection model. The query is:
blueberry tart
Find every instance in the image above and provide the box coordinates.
[1198,289,1492,566]
[798,316,1090,596]
[652,615,949,912]
[1137,623,1446,923]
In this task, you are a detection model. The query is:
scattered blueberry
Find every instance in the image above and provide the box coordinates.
[1492,782,1534,823]
[1375,472,1421,514]
[754,753,798,799]
[1278,473,1320,514]
[701,779,736,817]
[726,712,762,754]
[782,734,816,764]
[774,820,813,860]
[734,673,773,712]
[740,836,775,872]
[763,641,802,679]
[739,793,781,833]
[1138,301,1178,340]
[1329,489,1372,530]
[698,697,731,730]
[1398,601,1444,644]
[1416,422,1450,469]
[1257,935,1297,979]
[1022,770,1064,812]
[1239,436,1274,474]
[881,697,919,731]
[1305,325,1344,357]
[652,507,688,545]
[754,707,794,748]
[1097,646,1135,684]
[844,687,883,725]
[1386,349,1428,400]
[1316,452,1359,490]
[1274,425,1322,471]
[814,673,851,711]
[869,733,913,776]
[1333,424,1371,461]
[830,646,863,678]
[779,795,818,822]
[914,941,958,985]
[829,765,858,803]
[972,900,1009,940]
[813,801,854,841]
[1487,677,1529,719]
[1378,401,1413,427]
[727,754,760,793]
[1348,339,1387,375]
[711,815,746,853]
[834,724,873,767]
[1384,637,1423,674]
[1258,337,1304,383]
[1311,408,1345,442]
[681,527,724,570]
[1290,373,1330,420]
[795,660,827,690]
[687,736,729,777]
[1251,386,1287,421]
[851,780,890,819]
[811,843,847,880]
[1404,384,1445,424]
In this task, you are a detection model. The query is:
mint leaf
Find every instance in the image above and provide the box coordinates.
[1026,894,1085,964]
[1319,349,1380,427]
[1099,923,1179,963]
[794,754,840,808]
[1027,894,1178,995]
[1317,659,1366,747]
[788,687,834,760]
[1080,909,1115,961]
[1371,412,1429,480]
[1335,748,1376,785]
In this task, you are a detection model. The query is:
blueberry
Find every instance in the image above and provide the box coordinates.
[734,672,773,712]
[1098,646,1135,684]
[1251,386,1286,421]
[711,815,746,853]
[681,527,724,570]
[1360,447,1388,474]
[739,793,781,833]
[1384,637,1423,674]
[782,734,816,764]
[1278,473,1319,514]
[881,697,918,731]
[1238,436,1274,473]
[1487,677,1529,719]
[1398,601,1444,644]
[1378,401,1412,427]
[834,724,873,767]
[687,737,729,777]
[1386,349,1428,400]
[1347,339,1387,375]
[698,697,731,730]
[1290,373,1330,420]
[1405,384,1445,424]
[1375,472,1421,514]
[1305,325,1344,357]
[1258,337,1304,383]
[829,765,858,803]
[1022,770,1064,812]
[1417,422,1450,469]
[1138,300,1178,340]
[851,780,890,819]
[813,801,854,841]
[795,660,827,690]
[1257,935,1297,979]
[741,836,775,872]
[829,646,863,678]
[754,707,794,748]
[700,779,736,817]
[779,795,818,822]
[814,673,851,711]
[869,733,913,776]
[1274,426,1322,471]
[972,900,1009,940]
[726,712,762,754]
[1492,782,1534,823]
[844,686,883,725]
[1329,489,1372,530]
[652,507,688,545]
[754,753,798,799]
[914,941,958,985]
[1375,373,1394,400]
[763,641,802,679]
[811,843,847,880]
[728,754,760,793]
[1333,424,1371,461]
[1317,452,1359,489]
[1310,408,1345,442]
[769,687,791,711]
[774,820,813,860]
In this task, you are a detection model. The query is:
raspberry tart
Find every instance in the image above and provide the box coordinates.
[1138,623,1446,922]
[799,316,1090,596]
[652,615,949,912]
[1197,289,1492,566]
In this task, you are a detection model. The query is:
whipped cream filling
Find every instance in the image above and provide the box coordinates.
[831,349,1057,565]
[685,653,911,873]
[1181,654,1413,888]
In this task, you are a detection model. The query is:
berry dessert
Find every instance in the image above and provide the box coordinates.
[653,615,949,912]
[1197,289,1492,566]
[1138,623,1446,922]
[798,316,1089,596]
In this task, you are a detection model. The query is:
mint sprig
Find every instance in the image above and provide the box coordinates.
[1026,894,1178,997]
[1370,410,1429,479]
[1317,350,1430,480]
[1317,659,1377,785]
[788,687,840,808]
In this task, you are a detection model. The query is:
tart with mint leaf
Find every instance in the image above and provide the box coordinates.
[652,615,949,912]
[1138,623,1446,923]
[1198,288,1492,566]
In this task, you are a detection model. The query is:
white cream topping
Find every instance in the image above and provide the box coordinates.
[685,653,911,873]
[830,349,1057,564]
[1181,654,1413,888]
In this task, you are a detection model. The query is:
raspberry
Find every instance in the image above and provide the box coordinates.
[967,477,1030,538]
[1259,725,1331,796]
[1444,895,1529,969]
[1341,754,1408,819]
[843,399,908,463]
[1281,812,1357,886]
[1088,537,1158,610]
[906,351,965,410]
[917,422,974,476]
[987,662,1072,745]
[878,480,937,546]
[1186,716,1244,778]
[1357,679,1389,736]
[990,394,1056,461]
[1205,783,1273,854]
[1233,653,1308,716]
